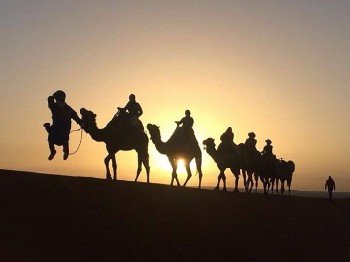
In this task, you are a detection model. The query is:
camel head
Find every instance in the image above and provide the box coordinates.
[202,138,216,151]
[80,108,97,134]
[146,124,161,142]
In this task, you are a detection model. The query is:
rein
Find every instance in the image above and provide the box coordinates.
[69,128,83,155]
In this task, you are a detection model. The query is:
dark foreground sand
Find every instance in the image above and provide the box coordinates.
[1,169,349,261]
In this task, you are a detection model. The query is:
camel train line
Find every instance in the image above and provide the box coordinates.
[80,107,295,196]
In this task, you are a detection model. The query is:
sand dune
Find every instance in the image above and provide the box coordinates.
[1,169,349,261]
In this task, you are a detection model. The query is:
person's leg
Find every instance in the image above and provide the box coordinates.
[63,142,69,160]
[48,141,56,160]
[328,189,333,200]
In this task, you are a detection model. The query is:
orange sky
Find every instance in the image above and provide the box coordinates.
[1,1,350,191]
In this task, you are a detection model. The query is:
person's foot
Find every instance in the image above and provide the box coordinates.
[48,150,56,161]
[43,123,51,133]
[63,152,69,160]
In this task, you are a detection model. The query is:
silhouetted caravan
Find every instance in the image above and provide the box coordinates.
[80,108,150,182]
[275,159,295,196]
[147,123,203,188]
[203,137,242,192]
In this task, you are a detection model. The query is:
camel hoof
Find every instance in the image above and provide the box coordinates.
[223,187,227,192]
[214,187,219,191]
[234,189,239,193]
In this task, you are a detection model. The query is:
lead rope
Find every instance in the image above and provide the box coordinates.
[69,128,83,155]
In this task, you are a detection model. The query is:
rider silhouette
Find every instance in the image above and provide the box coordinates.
[220,127,240,155]
[220,127,234,143]
[118,94,143,130]
[245,132,257,152]
[175,110,194,142]
[261,139,274,158]
[44,90,82,160]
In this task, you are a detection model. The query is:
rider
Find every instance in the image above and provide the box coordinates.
[118,94,143,130]
[175,109,194,142]
[220,127,240,155]
[43,90,82,160]
[261,139,274,158]
[245,132,257,152]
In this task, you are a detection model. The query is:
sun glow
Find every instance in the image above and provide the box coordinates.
[177,159,186,173]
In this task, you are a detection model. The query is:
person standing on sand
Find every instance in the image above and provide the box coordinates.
[325,176,336,200]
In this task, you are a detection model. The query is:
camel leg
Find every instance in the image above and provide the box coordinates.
[183,163,192,187]
[215,173,222,190]
[266,181,271,194]
[197,167,203,189]
[135,154,142,182]
[234,174,239,193]
[242,169,247,190]
[170,159,180,186]
[143,155,150,183]
[281,181,285,195]
[271,179,275,195]
[287,178,292,196]
[222,173,227,191]
[195,154,203,189]
[248,173,254,192]
[254,173,259,193]
[104,155,112,180]
[230,168,239,192]
[246,173,252,192]
[111,155,117,180]
[174,171,181,187]
[276,179,280,195]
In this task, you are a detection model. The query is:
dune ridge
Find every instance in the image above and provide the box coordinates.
[1,169,349,261]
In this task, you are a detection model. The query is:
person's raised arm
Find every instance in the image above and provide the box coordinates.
[137,103,143,117]
[48,96,55,109]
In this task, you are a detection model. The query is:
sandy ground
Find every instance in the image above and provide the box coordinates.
[1,169,349,261]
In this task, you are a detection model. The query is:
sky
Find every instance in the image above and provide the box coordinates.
[1,0,350,191]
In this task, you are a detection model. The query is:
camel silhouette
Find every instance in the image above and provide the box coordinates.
[275,159,295,195]
[259,156,278,194]
[80,108,150,182]
[240,146,262,193]
[147,124,203,188]
[203,138,241,192]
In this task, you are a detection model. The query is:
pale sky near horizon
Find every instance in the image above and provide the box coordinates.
[1,1,350,191]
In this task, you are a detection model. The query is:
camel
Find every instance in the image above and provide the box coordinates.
[259,156,278,194]
[147,124,203,188]
[203,138,241,192]
[240,145,261,193]
[80,108,150,182]
[275,159,295,196]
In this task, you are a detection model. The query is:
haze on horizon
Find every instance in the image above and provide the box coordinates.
[1,1,350,192]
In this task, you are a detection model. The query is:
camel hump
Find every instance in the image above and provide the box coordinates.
[170,126,198,148]
[287,160,295,172]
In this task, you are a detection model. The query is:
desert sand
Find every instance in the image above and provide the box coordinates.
[1,169,349,261]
